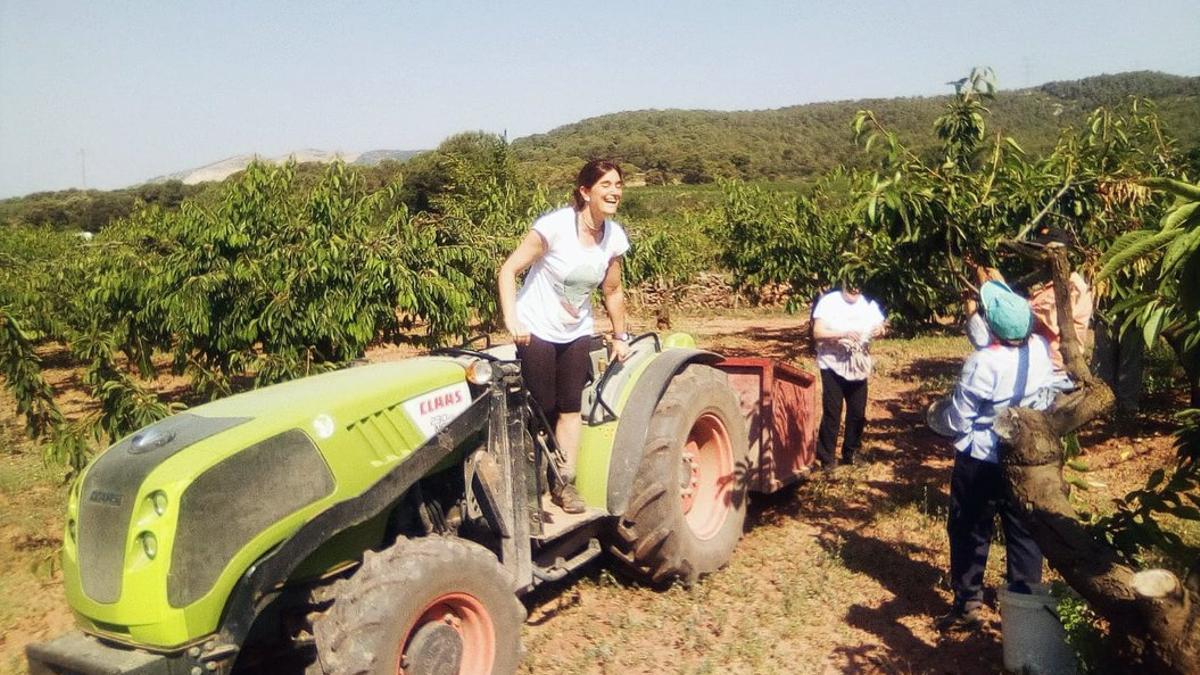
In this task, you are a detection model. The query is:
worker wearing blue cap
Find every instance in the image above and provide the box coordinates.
[932,280,1058,631]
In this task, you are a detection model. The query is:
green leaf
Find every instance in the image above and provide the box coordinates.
[1159,227,1200,276]
[1143,305,1166,346]
[1141,177,1200,202]
[852,112,866,136]
[1066,475,1091,491]
[1147,468,1166,490]
[1160,201,1199,231]
[1097,229,1177,280]
[1066,459,1090,472]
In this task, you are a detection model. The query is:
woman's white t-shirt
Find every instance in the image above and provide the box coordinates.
[516,207,629,343]
[812,290,886,379]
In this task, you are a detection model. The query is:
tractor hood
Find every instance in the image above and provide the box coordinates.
[63,357,473,649]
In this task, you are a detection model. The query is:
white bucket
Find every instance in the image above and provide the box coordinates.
[998,583,1077,674]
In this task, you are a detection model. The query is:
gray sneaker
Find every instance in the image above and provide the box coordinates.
[552,482,586,514]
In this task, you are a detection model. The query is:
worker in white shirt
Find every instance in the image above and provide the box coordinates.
[811,277,887,468]
[931,280,1057,631]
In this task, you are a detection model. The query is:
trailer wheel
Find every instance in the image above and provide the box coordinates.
[313,536,524,675]
[610,364,748,585]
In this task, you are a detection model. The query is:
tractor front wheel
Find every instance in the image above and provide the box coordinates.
[313,537,524,675]
[609,364,749,585]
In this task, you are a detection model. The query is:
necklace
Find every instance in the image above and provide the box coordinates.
[577,213,604,236]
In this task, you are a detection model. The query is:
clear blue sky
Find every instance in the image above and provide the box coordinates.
[1,0,1197,198]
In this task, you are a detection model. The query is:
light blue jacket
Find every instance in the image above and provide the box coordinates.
[943,334,1057,464]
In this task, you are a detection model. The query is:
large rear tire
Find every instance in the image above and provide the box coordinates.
[313,537,525,675]
[609,364,749,585]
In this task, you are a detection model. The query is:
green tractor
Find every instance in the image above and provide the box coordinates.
[27,332,817,674]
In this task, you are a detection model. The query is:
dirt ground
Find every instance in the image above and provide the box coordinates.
[0,311,1182,674]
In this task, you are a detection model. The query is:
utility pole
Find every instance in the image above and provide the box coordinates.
[79,148,87,189]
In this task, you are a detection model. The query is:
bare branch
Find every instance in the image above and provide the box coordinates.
[1046,246,1097,386]
[1014,178,1073,241]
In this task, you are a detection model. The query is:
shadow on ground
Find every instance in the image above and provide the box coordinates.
[704,325,814,364]
[747,346,1009,672]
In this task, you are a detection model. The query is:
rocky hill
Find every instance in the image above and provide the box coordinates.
[148,148,424,185]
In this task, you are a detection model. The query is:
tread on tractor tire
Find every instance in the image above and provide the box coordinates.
[608,363,749,585]
[312,536,525,675]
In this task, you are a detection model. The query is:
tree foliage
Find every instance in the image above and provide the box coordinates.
[714,75,1185,334]
[1096,178,1200,574]
[0,308,62,441]
[0,181,202,232]
[0,156,526,470]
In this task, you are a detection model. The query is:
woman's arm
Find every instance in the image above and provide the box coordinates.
[498,230,547,344]
[600,257,630,361]
[813,318,859,343]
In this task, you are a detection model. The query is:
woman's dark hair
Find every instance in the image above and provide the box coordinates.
[571,159,623,211]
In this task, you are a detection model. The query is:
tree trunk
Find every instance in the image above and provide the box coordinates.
[996,246,1200,673]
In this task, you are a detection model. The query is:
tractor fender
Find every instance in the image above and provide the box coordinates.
[606,348,723,516]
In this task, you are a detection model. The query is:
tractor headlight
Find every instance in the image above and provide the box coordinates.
[139,532,158,560]
[465,360,494,385]
[149,490,168,516]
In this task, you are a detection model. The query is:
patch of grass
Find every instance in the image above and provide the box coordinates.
[0,449,69,672]
[875,498,947,534]
[878,334,966,359]
[0,453,61,496]
[872,335,966,380]
[1053,582,1107,673]
[914,372,958,396]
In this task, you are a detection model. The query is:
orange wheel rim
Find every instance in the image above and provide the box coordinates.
[396,592,494,674]
[679,412,734,540]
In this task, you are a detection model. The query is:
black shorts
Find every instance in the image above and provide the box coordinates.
[516,334,592,416]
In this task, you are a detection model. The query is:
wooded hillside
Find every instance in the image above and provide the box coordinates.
[512,71,1200,186]
[3,71,1197,235]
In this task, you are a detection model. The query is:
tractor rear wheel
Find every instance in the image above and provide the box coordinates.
[313,536,524,675]
[609,364,749,585]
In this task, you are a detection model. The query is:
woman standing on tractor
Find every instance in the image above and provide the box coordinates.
[498,159,631,514]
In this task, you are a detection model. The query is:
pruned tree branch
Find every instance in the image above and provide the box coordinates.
[1046,246,1095,387]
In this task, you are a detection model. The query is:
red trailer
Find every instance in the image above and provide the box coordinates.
[717,357,819,493]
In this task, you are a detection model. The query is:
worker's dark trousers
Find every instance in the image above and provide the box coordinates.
[948,452,1043,604]
[816,368,868,466]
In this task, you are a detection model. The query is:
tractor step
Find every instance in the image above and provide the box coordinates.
[527,504,607,586]
[26,631,209,675]
[535,504,606,541]
[532,537,603,583]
